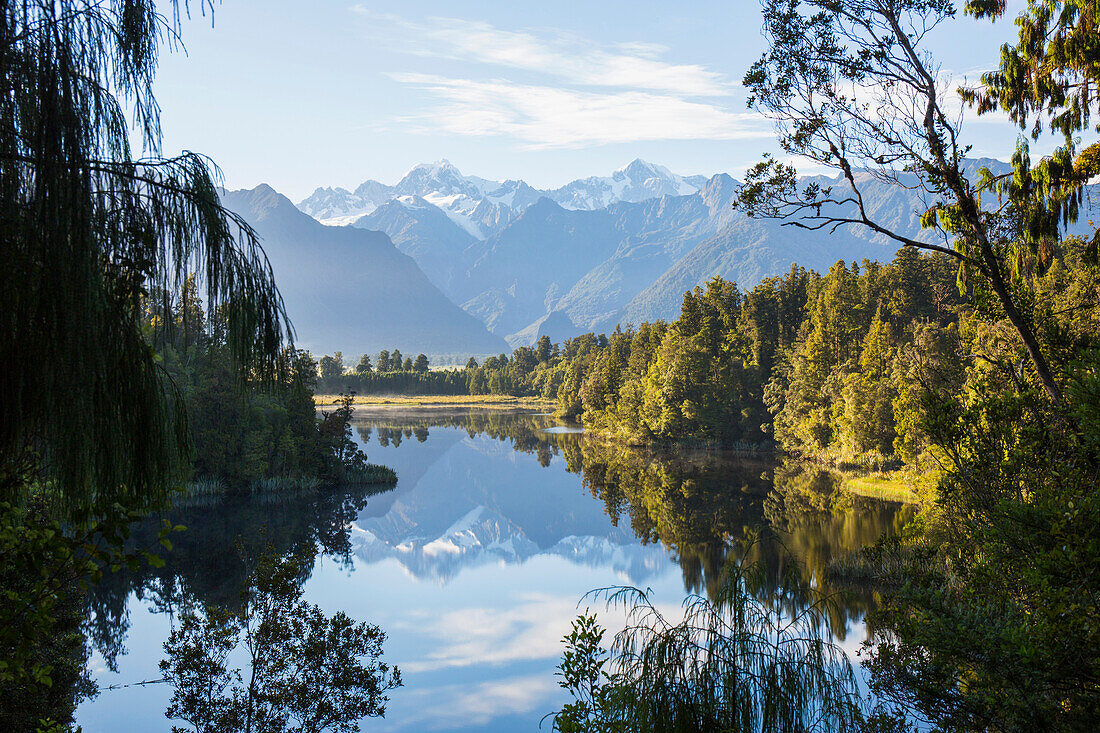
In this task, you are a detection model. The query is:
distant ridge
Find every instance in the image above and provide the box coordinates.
[220,184,508,357]
[292,158,1099,351]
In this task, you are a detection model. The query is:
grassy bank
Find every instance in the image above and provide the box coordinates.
[314,394,554,409]
[841,473,920,504]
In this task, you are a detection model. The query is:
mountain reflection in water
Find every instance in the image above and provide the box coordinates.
[78,409,912,733]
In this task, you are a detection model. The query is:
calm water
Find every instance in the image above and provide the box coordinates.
[78,409,911,732]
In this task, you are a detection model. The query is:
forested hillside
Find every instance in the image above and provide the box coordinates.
[324,237,1098,479]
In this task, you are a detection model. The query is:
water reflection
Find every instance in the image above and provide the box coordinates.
[87,482,385,672]
[78,409,911,732]
[348,410,911,630]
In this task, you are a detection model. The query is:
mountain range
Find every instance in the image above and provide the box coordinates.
[297,158,708,232]
[349,424,672,584]
[222,157,1096,357]
[295,159,945,348]
[219,185,507,357]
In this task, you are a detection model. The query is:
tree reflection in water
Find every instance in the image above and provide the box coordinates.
[88,481,388,673]
[88,410,911,674]
[353,410,913,635]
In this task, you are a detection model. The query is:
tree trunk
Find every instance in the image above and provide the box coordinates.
[977,243,1066,407]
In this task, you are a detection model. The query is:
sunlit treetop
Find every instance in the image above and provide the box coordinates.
[962,0,1100,234]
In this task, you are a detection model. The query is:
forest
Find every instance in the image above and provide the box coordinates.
[323,238,1098,474]
[4,0,1100,732]
[151,277,395,492]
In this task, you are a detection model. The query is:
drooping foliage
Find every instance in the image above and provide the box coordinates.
[551,561,864,733]
[0,2,293,719]
[963,0,1100,242]
[0,0,290,514]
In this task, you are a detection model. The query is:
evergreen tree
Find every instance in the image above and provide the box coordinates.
[376,350,391,373]
[536,335,553,363]
[413,354,429,373]
[319,352,344,383]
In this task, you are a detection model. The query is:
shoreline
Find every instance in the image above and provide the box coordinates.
[316,394,923,504]
[314,393,555,410]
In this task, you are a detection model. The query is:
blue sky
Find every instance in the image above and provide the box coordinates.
[152,0,1039,201]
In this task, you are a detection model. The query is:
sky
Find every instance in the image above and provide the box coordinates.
[150,0,1042,202]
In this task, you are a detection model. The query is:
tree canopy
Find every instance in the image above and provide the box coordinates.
[735,0,1099,406]
[0,0,290,514]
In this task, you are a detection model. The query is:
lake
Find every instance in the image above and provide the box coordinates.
[77,409,912,732]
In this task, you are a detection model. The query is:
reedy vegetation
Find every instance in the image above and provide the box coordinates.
[552,562,864,733]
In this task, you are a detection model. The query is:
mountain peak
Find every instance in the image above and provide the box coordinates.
[395,159,484,200]
[405,159,460,176]
[617,158,657,174]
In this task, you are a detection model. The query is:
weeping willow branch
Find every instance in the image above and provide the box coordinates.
[0,0,290,513]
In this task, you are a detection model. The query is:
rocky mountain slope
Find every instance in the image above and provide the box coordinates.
[293,158,1097,351]
[220,185,508,357]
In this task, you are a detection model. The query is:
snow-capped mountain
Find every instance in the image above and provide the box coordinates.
[349,504,670,584]
[545,159,707,211]
[296,179,397,226]
[296,158,707,234]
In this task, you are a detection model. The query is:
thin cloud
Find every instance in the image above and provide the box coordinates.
[392,675,558,730]
[393,592,577,673]
[388,73,772,149]
[354,10,732,97]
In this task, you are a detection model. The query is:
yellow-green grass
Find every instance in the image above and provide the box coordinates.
[842,474,919,504]
[314,394,553,409]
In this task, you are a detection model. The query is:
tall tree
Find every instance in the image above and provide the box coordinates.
[735,0,1096,405]
[536,335,553,364]
[376,350,391,373]
[318,352,344,383]
[0,0,289,511]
